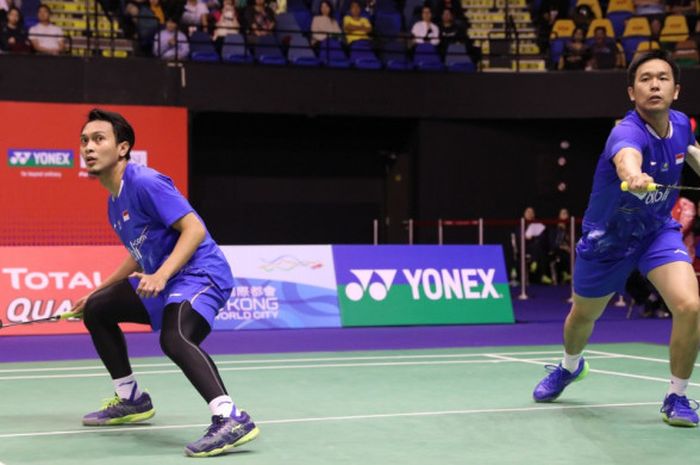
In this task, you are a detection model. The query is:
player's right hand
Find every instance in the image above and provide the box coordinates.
[69,294,91,319]
[624,173,654,193]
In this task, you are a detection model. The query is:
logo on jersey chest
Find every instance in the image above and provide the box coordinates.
[631,188,671,205]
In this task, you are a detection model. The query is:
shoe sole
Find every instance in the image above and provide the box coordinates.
[83,408,156,426]
[185,426,260,458]
[533,361,590,403]
[662,414,699,427]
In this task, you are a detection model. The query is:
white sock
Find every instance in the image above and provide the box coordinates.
[209,395,241,418]
[562,352,582,373]
[668,375,689,397]
[113,374,143,401]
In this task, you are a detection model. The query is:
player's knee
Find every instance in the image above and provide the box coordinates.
[82,295,104,330]
[670,298,700,320]
[159,328,184,362]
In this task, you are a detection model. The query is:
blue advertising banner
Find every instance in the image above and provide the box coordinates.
[216,246,341,330]
[332,245,514,326]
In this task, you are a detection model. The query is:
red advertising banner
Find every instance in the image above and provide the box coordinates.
[0,101,188,246]
[0,246,151,336]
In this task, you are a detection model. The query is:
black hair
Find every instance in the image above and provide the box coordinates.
[319,0,334,17]
[84,108,135,160]
[627,49,680,87]
[37,3,51,14]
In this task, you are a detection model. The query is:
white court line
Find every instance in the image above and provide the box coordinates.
[0,401,660,440]
[0,350,566,374]
[587,349,700,367]
[0,355,619,382]
[485,353,700,388]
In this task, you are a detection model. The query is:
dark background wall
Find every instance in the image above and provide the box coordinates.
[3,55,699,245]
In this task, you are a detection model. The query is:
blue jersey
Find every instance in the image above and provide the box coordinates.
[577,110,696,261]
[107,163,234,291]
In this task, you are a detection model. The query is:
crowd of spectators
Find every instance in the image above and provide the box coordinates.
[0,2,66,54]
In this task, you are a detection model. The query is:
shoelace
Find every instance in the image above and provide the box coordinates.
[662,396,700,413]
[100,395,123,411]
[204,416,227,437]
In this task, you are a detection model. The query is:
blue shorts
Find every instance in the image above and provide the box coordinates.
[129,273,232,331]
[574,225,691,298]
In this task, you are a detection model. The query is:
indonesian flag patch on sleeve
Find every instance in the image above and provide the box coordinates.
[122,210,130,222]
[676,153,685,165]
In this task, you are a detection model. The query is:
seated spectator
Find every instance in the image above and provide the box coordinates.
[28,4,64,55]
[311,0,341,45]
[588,26,621,69]
[342,0,371,45]
[245,0,276,37]
[0,7,30,53]
[181,0,209,30]
[547,207,572,284]
[412,5,440,46]
[633,0,664,16]
[559,26,589,70]
[672,196,696,260]
[522,206,550,285]
[212,0,240,40]
[153,16,190,59]
[571,4,594,30]
[124,1,160,55]
[439,8,465,54]
[0,0,8,26]
[649,16,662,42]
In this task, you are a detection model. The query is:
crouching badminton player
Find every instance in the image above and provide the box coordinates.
[71,108,259,457]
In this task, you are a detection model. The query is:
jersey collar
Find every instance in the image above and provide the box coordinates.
[645,121,673,140]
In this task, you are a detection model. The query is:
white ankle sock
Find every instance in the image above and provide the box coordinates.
[113,374,143,401]
[209,395,241,418]
[562,352,582,373]
[668,375,689,397]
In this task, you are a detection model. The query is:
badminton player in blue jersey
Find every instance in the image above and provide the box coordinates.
[533,50,700,427]
[70,109,259,456]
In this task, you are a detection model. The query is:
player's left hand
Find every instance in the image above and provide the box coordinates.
[130,272,168,298]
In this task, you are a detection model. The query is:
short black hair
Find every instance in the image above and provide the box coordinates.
[627,49,680,87]
[84,108,135,160]
[37,3,51,14]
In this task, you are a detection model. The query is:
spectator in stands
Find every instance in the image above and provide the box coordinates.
[522,206,550,284]
[342,0,371,45]
[633,0,664,16]
[588,26,622,69]
[181,0,210,31]
[311,0,341,45]
[212,0,240,40]
[0,0,8,27]
[153,16,190,59]
[0,6,30,53]
[439,8,465,50]
[150,0,166,24]
[28,4,64,55]
[559,26,589,70]
[412,6,440,46]
[548,207,572,284]
[245,0,276,37]
[650,16,662,42]
[125,1,160,55]
[537,0,569,24]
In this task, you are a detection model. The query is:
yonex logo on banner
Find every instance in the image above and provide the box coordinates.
[8,149,74,168]
[345,268,501,302]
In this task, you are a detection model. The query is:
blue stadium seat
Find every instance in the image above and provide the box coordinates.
[290,7,313,33]
[445,43,475,72]
[375,0,398,13]
[189,31,220,62]
[381,40,413,70]
[374,11,402,43]
[402,0,423,30]
[413,43,444,71]
[254,34,288,65]
[288,35,322,66]
[276,12,303,43]
[318,37,351,67]
[549,37,571,68]
[221,33,253,63]
[607,11,633,37]
[349,39,382,69]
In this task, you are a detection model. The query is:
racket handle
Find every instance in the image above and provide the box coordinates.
[59,311,81,320]
[620,181,658,192]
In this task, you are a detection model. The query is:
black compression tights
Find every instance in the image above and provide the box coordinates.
[82,279,228,402]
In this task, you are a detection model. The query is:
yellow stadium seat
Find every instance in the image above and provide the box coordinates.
[606,0,634,14]
[586,18,615,38]
[550,19,575,39]
[622,16,651,37]
[660,15,689,42]
[576,0,602,19]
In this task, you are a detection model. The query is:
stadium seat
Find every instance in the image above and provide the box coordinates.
[318,37,351,67]
[606,0,634,37]
[349,40,382,69]
[253,34,287,65]
[660,15,689,43]
[221,33,253,63]
[621,16,651,64]
[291,8,313,33]
[381,40,413,70]
[276,12,303,43]
[413,43,444,71]
[585,18,615,45]
[374,11,402,44]
[606,0,634,13]
[403,0,423,30]
[376,0,399,13]
[445,43,476,72]
[287,35,322,66]
[189,31,219,62]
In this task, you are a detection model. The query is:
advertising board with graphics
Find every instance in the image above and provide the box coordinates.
[0,246,150,336]
[333,245,514,326]
[217,246,341,330]
[0,102,187,246]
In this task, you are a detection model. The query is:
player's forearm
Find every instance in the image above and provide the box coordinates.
[97,255,141,292]
[613,148,644,181]
[156,215,206,281]
[686,144,700,178]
